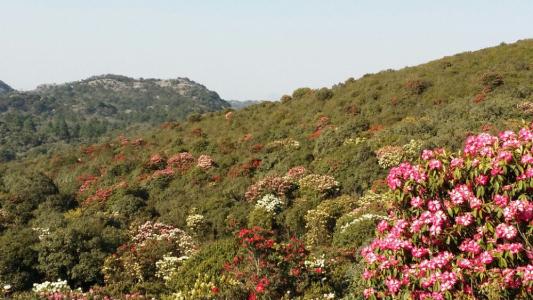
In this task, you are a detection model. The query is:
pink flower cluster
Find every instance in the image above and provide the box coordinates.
[363,127,533,299]
[245,176,294,202]
[285,166,308,180]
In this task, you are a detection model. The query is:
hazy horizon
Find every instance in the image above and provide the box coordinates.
[1,0,532,100]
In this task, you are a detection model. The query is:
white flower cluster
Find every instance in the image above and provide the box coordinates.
[298,174,340,194]
[32,279,72,293]
[323,293,335,299]
[304,255,326,270]
[32,227,51,241]
[131,221,196,256]
[255,194,284,213]
[155,255,189,283]
[266,138,301,151]
[186,214,206,232]
[356,190,393,207]
[339,213,388,233]
[343,137,367,146]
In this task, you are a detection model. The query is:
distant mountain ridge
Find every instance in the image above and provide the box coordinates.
[0,80,13,94]
[0,74,230,160]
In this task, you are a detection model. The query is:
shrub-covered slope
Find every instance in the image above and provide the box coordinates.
[0,40,532,299]
[0,74,229,160]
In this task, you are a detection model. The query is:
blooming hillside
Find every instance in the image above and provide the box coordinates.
[0,40,532,299]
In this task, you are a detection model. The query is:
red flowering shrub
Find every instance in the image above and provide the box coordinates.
[77,174,98,194]
[84,187,113,205]
[167,152,195,172]
[362,127,533,299]
[225,227,328,299]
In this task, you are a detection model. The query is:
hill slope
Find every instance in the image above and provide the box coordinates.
[0,74,230,160]
[1,40,532,298]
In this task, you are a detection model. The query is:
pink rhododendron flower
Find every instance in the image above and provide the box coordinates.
[455,213,473,226]
[429,159,442,170]
[496,223,518,240]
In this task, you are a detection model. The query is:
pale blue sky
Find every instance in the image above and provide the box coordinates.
[1,1,532,100]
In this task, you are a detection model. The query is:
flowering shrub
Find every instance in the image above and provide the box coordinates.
[84,187,114,205]
[304,195,358,247]
[77,174,98,194]
[265,138,301,151]
[163,274,244,300]
[151,167,175,179]
[186,213,207,237]
[255,194,284,214]
[197,155,215,170]
[375,140,424,169]
[285,166,308,180]
[517,101,533,115]
[375,146,404,169]
[357,190,394,208]
[361,127,533,299]
[32,279,71,294]
[149,154,165,165]
[103,221,196,289]
[343,137,367,146]
[224,227,331,299]
[245,176,295,202]
[155,255,189,284]
[167,152,195,172]
[298,174,340,195]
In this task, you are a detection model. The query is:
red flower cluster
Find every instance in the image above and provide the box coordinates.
[167,152,195,171]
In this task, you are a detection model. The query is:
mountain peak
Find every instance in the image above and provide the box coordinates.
[0,80,13,94]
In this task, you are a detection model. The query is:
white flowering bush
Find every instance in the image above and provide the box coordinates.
[156,255,189,284]
[255,194,284,214]
[186,213,207,235]
[298,174,340,196]
[32,279,71,293]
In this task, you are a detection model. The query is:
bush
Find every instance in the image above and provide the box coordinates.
[361,127,533,299]
[315,88,333,101]
[292,88,312,99]
[480,72,504,91]
[404,79,431,95]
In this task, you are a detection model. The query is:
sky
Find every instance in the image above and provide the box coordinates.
[1,1,532,100]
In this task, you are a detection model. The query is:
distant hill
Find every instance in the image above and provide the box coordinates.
[228,99,264,109]
[0,74,230,160]
[0,80,13,94]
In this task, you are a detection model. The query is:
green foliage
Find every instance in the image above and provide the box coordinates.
[315,88,333,101]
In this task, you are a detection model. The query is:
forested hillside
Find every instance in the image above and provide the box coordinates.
[0,75,229,161]
[0,40,532,299]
